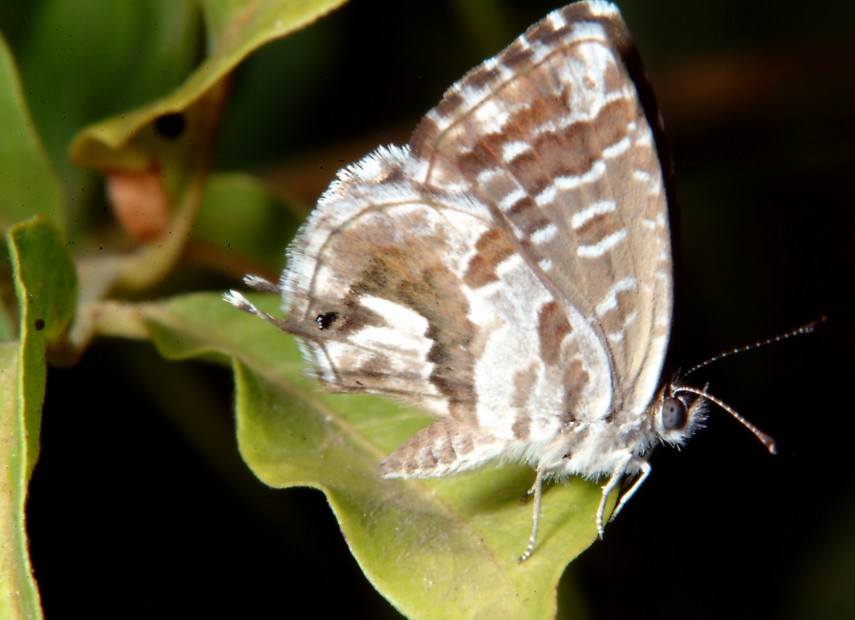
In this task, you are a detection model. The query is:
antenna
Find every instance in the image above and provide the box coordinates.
[684,316,826,376]
[675,316,825,454]
[675,385,778,454]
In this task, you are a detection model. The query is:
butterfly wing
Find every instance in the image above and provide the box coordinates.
[281,145,487,423]
[406,1,674,430]
[279,2,673,477]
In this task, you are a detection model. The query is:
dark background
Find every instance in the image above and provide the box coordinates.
[18,0,853,617]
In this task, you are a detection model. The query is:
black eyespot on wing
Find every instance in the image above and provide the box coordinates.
[315,311,339,330]
[662,397,687,430]
[154,113,186,139]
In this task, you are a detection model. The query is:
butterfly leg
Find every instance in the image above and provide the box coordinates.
[611,459,651,523]
[596,456,651,537]
[518,468,546,563]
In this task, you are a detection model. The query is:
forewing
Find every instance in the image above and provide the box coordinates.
[405,2,673,419]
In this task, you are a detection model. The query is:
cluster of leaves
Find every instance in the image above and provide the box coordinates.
[1,2,605,617]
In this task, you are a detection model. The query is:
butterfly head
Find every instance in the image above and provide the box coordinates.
[651,375,708,448]
[654,318,824,455]
[652,372,779,455]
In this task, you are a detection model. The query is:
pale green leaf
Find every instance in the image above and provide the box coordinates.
[0,343,41,620]
[194,173,302,278]
[0,34,64,233]
[70,0,348,173]
[8,0,200,199]
[2,216,78,620]
[142,292,611,619]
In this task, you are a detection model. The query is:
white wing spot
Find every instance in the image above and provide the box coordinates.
[632,170,652,183]
[360,296,428,332]
[602,135,631,159]
[473,98,511,134]
[503,140,532,162]
[587,1,621,18]
[477,167,503,187]
[578,229,628,258]
[555,160,607,190]
[535,185,558,207]
[499,187,528,212]
[547,9,568,29]
[595,277,636,316]
[531,223,558,245]
[607,310,639,343]
[572,200,616,230]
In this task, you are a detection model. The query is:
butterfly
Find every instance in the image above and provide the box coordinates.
[225,0,777,561]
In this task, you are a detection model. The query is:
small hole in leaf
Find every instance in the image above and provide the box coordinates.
[154,113,186,139]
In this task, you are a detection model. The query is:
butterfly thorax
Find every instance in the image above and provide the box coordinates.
[538,377,705,483]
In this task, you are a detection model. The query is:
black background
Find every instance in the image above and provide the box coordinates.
[21,0,853,617]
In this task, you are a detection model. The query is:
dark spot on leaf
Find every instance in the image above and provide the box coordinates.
[154,113,186,139]
[35,318,45,331]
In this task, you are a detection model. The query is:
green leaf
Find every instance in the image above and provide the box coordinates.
[193,173,303,278]
[7,217,78,473]
[0,33,64,233]
[0,30,65,340]
[60,0,349,318]
[0,343,42,620]
[8,0,200,201]
[69,0,348,174]
[2,216,78,620]
[142,292,609,619]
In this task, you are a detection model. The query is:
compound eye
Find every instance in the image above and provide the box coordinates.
[662,397,688,431]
